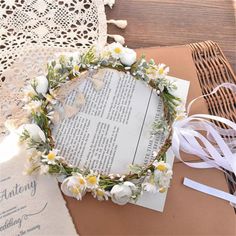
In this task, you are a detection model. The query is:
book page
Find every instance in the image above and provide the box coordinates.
[53,69,189,211]
[0,146,78,235]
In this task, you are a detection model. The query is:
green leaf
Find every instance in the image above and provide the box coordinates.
[128,164,143,176]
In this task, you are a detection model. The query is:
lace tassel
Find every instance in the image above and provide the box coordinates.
[107,19,127,29]
[107,34,125,45]
[104,0,115,8]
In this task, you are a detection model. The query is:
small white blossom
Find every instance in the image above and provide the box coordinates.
[42,149,60,165]
[44,94,57,104]
[22,85,37,102]
[86,174,100,190]
[153,160,171,172]
[142,160,173,194]
[109,174,115,180]
[156,63,169,79]
[108,42,124,59]
[142,175,158,193]
[24,100,42,114]
[92,188,110,201]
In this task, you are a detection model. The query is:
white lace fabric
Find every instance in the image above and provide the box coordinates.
[0,0,108,138]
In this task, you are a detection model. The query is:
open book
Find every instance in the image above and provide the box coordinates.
[53,68,190,212]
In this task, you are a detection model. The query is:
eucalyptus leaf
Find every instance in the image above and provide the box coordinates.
[128,164,143,176]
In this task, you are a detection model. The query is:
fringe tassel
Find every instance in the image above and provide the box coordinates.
[107,34,125,45]
[104,0,115,8]
[107,19,127,29]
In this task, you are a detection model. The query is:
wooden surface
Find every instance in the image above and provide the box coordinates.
[106,0,236,71]
[66,45,236,235]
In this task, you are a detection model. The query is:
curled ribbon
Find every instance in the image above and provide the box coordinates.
[172,83,236,176]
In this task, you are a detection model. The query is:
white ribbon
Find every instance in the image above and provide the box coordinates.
[183,178,236,205]
[172,83,236,204]
[172,83,236,176]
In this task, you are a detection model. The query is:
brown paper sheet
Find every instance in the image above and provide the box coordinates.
[63,46,236,235]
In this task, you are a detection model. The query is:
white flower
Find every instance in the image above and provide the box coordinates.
[46,111,54,120]
[45,94,56,104]
[153,160,172,180]
[24,100,42,114]
[108,174,115,180]
[110,181,135,205]
[86,174,100,190]
[42,149,60,165]
[108,42,124,59]
[18,124,46,143]
[120,48,137,66]
[152,160,173,193]
[92,188,109,201]
[34,75,49,95]
[61,174,87,200]
[152,160,170,172]
[22,85,37,102]
[142,175,158,193]
[156,64,169,79]
[142,160,173,194]
[44,89,57,104]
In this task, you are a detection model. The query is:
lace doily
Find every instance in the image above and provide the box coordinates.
[0,0,111,138]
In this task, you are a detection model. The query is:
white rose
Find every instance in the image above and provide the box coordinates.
[110,181,135,205]
[61,175,87,200]
[34,76,48,95]
[18,124,46,142]
[61,177,75,198]
[120,48,137,66]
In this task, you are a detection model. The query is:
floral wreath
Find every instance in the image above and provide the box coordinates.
[19,43,181,205]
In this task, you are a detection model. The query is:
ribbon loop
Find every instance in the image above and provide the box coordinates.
[172,83,236,177]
